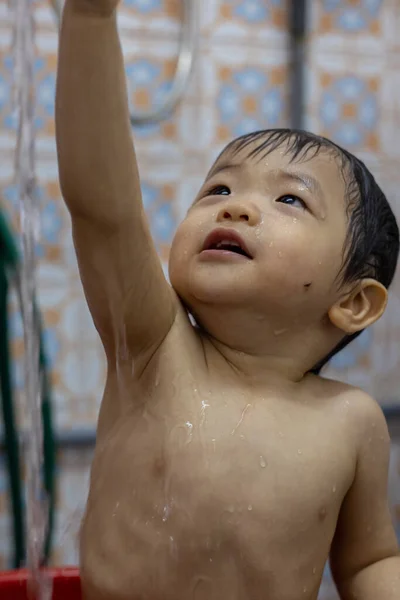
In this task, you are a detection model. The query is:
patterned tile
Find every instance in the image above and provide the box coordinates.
[317,0,384,34]
[139,162,180,261]
[204,0,288,45]
[118,0,180,36]
[305,52,384,157]
[309,0,391,56]
[195,42,289,163]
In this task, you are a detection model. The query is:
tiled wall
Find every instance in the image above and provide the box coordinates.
[0,1,399,597]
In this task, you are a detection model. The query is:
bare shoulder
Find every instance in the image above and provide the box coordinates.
[311,375,390,448]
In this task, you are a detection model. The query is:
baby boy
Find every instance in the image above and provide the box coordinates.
[56,1,400,598]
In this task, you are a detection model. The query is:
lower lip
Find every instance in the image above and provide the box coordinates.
[199,249,251,261]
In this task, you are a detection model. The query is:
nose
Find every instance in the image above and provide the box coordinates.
[216,200,261,226]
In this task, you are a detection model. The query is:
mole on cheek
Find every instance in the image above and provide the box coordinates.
[303,282,312,290]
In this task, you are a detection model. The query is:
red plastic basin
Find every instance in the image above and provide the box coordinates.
[0,567,81,599]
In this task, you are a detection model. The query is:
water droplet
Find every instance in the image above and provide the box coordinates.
[259,455,267,468]
[248,504,253,511]
[269,241,274,247]
[278,251,283,258]
[240,434,245,440]
[185,421,193,444]
[312,567,316,575]
[231,403,252,435]
[228,505,235,513]
[297,449,302,456]
[293,218,298,224]
[273,328,287,336]
[155,371,160,387]
[200,399,210,425]
[162,504,170,522]
[303,587,307,593]
[332,485,337,493]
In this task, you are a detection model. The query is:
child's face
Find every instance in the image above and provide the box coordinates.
[169,141,351,327]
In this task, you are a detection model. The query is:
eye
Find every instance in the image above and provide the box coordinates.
[207,184,231,196]
[276,195,306,210]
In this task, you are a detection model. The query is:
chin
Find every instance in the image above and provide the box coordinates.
[171,268,254,312]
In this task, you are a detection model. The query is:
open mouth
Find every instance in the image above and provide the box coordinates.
[202,228,252,259]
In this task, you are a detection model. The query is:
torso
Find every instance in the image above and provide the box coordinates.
[80,315,358,600]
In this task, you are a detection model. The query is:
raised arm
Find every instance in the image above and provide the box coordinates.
[330,394,400,599]
[55,0,177,366]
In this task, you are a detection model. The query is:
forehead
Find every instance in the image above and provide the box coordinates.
[209,139,348,199]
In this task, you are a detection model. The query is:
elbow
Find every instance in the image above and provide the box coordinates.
[333,553,400,599]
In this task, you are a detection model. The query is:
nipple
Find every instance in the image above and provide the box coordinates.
[192,576,213,599]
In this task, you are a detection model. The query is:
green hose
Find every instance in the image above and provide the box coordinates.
[0,266,25,567]
[0,207,56,568]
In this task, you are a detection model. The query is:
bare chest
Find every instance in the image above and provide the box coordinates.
[81,385,353,599]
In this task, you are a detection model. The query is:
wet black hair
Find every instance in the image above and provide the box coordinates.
[220,128,399,374]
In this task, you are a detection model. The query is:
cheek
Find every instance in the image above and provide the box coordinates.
[263,225,344,288]
[169,218,198,284]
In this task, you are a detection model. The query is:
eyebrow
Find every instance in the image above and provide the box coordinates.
[206,162,242,181]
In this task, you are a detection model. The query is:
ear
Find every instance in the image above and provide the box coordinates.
[328,279,388,334]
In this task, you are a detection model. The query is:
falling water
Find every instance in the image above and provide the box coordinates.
[10,0,51,597]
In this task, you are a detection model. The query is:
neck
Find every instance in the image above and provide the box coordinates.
[192,304,342,386]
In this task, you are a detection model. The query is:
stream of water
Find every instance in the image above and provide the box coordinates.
[10,0,51,597]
